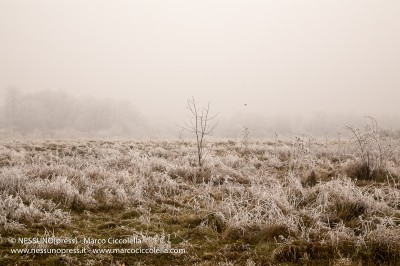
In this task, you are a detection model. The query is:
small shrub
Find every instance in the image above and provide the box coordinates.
[346,117,396,181]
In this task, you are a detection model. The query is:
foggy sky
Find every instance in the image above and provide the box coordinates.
[1,1,400,121]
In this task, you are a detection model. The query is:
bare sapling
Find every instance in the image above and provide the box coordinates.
[182,97,218,167]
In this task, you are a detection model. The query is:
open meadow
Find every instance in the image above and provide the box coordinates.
[0,133,399,266]
[2,1,400,265]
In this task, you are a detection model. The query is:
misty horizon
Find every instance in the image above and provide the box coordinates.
[1,87,399,139]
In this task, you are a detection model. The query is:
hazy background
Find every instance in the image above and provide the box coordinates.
[1,1,399,138]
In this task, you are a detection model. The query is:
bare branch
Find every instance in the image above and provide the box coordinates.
[179,97,218,167]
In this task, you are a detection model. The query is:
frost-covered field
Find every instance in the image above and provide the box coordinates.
[0,137,399,265]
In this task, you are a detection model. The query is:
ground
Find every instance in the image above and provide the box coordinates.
[0,137,399,265]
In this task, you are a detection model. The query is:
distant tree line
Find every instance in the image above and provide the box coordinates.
[0,88,148,137]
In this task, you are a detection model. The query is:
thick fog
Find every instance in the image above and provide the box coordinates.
[1,1,399,138]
